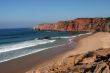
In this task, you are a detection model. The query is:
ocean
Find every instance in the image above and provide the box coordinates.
[0,28,85,63]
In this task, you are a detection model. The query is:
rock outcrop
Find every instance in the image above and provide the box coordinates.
[29,48,110,73]
[33,18,110,32]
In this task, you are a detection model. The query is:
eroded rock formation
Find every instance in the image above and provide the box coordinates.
[33,18,110,32]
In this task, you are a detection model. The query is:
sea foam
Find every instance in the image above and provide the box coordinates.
[0,44,66,63]
[0,38,55,53]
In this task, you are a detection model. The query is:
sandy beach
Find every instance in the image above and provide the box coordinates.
[1,32,110,73]
[0,36,75,73]
[26,32,110,73]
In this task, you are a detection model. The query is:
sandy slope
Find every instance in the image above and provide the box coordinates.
[77,32,110,50]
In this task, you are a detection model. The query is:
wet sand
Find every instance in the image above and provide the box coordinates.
[0,33,92,73]
[0,40,75,73]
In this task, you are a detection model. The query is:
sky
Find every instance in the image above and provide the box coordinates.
[0,0,110,28]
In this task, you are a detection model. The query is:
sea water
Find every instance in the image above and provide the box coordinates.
[0,28,85,63]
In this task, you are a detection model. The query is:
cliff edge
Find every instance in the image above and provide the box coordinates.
[33,18,110,32]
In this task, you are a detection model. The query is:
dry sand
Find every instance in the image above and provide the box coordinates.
[64,32,110,56]
[26,32,110,73]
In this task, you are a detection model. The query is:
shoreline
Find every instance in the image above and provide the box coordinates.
[0,32,92,73]
[29,32,110,73]
[0,32,91,63]
[0,44,66,63]
[26,33,92,73]
[0,36,76,73]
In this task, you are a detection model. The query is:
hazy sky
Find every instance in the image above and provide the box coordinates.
[0,0,110,28]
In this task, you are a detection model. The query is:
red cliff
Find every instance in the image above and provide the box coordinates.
[33,18,110,32]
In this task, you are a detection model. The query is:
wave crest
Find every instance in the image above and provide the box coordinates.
[0,38,56,53]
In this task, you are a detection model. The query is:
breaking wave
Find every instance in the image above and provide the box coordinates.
[0,38,56,53]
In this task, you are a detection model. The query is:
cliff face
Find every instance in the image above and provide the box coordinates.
[33,18,110,32]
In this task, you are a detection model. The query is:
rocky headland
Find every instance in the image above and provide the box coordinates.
[33,17,110,32]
